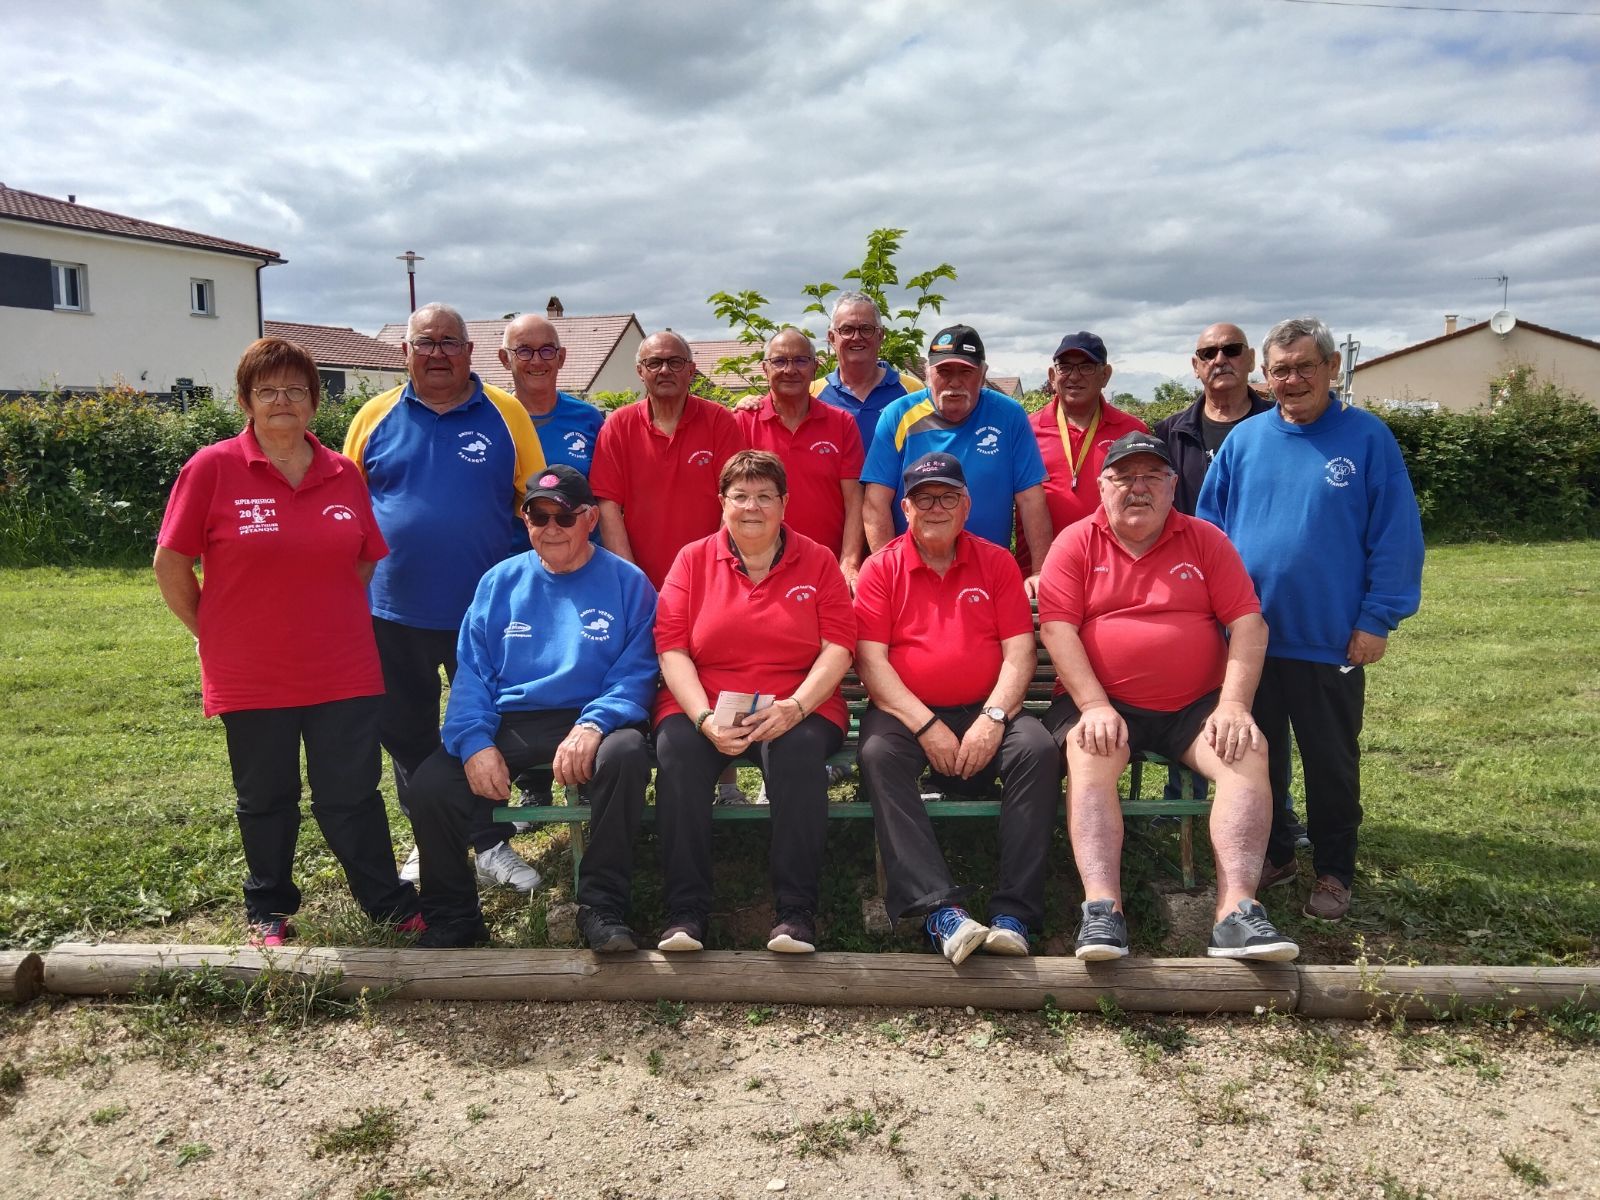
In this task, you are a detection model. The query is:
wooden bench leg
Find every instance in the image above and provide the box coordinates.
[1180,816,1195,890]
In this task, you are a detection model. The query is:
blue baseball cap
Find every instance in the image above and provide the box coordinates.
[1053,331,1109,364]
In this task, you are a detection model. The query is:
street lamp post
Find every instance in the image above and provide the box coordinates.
[396,250,424,313]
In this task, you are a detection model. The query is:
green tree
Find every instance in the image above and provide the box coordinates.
[707,227,956,396]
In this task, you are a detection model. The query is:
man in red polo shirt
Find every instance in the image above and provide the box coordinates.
[590,330,746,590]
[1038,432,1297,964]
[736,327,866,589]
[854,452,1062,965]
[1018,331,1148,576]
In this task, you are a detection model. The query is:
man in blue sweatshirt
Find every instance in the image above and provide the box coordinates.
[1197,317,1423,923]
[408,465,658,950]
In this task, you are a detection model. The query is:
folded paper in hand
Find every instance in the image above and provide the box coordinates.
[712,690,774,728]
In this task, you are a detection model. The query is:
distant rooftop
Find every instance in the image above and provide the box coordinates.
[264,321,404,371]
[375,313,640,394]
[0,183,284,262]
[688,339,764,392]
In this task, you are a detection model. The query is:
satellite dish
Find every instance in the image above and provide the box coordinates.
[1489,309,1517,336]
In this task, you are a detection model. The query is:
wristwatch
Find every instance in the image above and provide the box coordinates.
[981,706,1008,724]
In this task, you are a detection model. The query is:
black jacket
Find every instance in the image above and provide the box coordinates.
[1154,390,1274,515]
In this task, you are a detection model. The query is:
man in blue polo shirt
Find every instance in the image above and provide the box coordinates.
[861,324,1052,592]
[812,291,923,454]
[498,312,605,476]
[343,302,547,894]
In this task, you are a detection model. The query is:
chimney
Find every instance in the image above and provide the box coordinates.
[1444,314,1458,335]
[547,295,564,320]
[68,194,76,204]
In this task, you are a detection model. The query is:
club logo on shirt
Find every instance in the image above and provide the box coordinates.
[1324,456,1357,487]
[503,620,532,639]
[687,449,714,467]
[235,497,279,536]
[564,431,591,459]
[580,608,615,642]
[974,426,1003,455]
[808,440,840,456]
[1168,561,1206,582]
[458,431,492,464]
[785,586,817,603]
[956,587,990,604]
[321,504,357,522]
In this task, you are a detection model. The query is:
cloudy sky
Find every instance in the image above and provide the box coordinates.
[6,0,1598,397]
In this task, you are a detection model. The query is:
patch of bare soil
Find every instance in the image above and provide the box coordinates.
[3,995,1598,1200]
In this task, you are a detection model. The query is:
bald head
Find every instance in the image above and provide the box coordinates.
[635,330,695,406]
[500,314,567,414]
[1191,323,1257,417]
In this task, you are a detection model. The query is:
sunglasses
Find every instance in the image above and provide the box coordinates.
[525,510,583,527]
[1195,342,1246,361]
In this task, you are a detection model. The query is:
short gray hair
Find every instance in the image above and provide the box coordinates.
[407,302,468,342]
[1261,317,1336,361]
[764,326,815,357]
[829,291,882,326]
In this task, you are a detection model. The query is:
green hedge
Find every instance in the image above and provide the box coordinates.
[2,374,1596,565]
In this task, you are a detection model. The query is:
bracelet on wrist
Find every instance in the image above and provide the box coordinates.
[789,697,807,719]
[694,709,714,732]
[914,714,939,738]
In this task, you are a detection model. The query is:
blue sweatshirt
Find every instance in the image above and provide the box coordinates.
[442,546,658,761]
[1196,402,1423,666]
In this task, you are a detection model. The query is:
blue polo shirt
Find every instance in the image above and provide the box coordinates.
[529,390,606,474]
[812,361,922,455]
[860,387,1047,549]
[343,374,544,630]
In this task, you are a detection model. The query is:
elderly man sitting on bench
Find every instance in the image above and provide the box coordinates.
[1037,433,1298,962]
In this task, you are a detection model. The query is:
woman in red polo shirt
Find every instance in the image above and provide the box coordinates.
[653,450,856,955]
[153,337,421,948]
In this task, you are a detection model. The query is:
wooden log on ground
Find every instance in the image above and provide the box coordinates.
[39,945,1600,1018]
[0,951,44,1004]
[1295,963,1600,1020]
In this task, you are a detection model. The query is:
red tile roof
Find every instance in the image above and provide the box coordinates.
[688,339,766,393]
[988,375,1023,399]
[375,314,641,394]
[1353,318,1600,372]
[0,183,284,262]
[264,321,405,371]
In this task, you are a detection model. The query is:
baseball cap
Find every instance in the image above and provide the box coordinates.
[521,463,595,511]
[1053,331,1109,364]
[927,324,985,367]
[902,451,968,494]
[1101,432,1173,470]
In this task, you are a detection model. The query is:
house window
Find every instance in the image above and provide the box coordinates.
[190,278,215,316]
[52,262,86,311]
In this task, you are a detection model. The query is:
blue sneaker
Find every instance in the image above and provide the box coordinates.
[1074,899,1129,961]
[983,913,1030,956]
[925,905,988,966]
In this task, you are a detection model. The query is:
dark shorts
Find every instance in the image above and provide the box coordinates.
[1042,689,1221,764]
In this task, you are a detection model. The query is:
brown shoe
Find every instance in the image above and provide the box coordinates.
[1303,875,1351,922]
[1259,858,1299,890]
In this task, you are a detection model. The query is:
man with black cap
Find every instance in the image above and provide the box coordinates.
[853,452,1062,964]
[860,325,1052,591]
[1038,432,1297,963]
[1021,330,1148,576]
[406,465,658,950]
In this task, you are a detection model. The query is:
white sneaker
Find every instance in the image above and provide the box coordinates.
[399,845,421,884]
[475,841,544,893]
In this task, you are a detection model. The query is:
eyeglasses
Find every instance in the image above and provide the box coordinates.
[639,356,691,372]
[1266,360,1328,382]
[723,491,783,508]
[832,324,881,339]
[409,337,469,357]
[764,355,816,370]
[525,509,586,527]
[253,385,312,404]
[1053,360,1102,378]
[1195,342,1246,362]
[909,490,963,510]
[1103,472,1170,490]
[507,344,560,363]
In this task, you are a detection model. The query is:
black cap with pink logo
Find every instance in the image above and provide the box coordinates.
[521,463,595,511]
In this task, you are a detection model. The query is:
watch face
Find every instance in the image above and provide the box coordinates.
[984,707,1006,722]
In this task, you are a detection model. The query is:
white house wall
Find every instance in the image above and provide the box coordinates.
[0,223,265,396]
[1353,326,1600,413]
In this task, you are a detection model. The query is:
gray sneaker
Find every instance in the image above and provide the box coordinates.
[474,841,544,893]
[714,780,750,806]
[1074,899,1129,961]
[398,845,421,884]
[1207,900,1299,961]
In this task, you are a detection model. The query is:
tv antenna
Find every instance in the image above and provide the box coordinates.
[1474,273,1509,309]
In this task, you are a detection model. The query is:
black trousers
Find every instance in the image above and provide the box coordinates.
[654,712,843,923]
[220,694,418,925]
[372,616,513,853]
[1255,655,1365,887]
[857,704,1060,930]
[407,710,651,925]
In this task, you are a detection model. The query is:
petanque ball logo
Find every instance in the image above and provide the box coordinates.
[458,431,491,464]
[1168,561,1206,582]
[688,449,713,467]
[785,585,817,603]
[321,504,356,522]
[809,440,839,455]
[1324,456,1357,488]
[580,609,615,642]
[564,432,590,458]
[957,587,990,604]
[975,425,1002,455]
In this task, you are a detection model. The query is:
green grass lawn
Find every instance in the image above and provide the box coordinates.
[1,543,1596,964]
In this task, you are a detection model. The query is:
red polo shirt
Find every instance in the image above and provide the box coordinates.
[589,395,746,589]
[854,531,1034,708]
[1017,398,1148,575]
[736,394,864,555]
[653,527,856,731]
[157,426,388,717]
[1037,508,1259,712]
